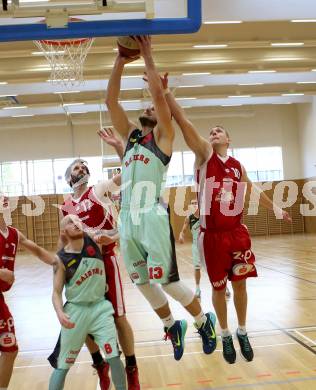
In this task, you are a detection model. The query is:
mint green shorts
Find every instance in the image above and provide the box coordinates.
[119,203,180,285]
[48,299,118,369]
[192,240,201,269]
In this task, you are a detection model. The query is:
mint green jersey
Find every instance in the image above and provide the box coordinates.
[189,214,200,244]
[121,129,171,208]
[57,235,106,304]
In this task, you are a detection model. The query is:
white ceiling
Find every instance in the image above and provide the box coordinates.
[0,0,316,128]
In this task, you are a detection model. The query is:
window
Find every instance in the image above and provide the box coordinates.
[232,146,283,182]
[166,152,184,187]
[0,147,284,195]
[183,151,195,186]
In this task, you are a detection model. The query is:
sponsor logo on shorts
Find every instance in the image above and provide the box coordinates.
[212,275,228,288]
[131,272,139,280]
[232,263,254,276]
[0,332,16,348]
[65,358,75,364]
[133,260,147,268]
[0,317,14,332]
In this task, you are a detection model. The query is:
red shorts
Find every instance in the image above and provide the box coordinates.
[0,294,18,352]
[103,250,126,318]
[199,224,257,290]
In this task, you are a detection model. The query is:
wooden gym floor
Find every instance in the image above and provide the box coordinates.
[4,233,316,390]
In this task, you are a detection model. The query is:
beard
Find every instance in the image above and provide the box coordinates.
[139,115,157,128]
[70,173,89,188]
[67,230,84,240]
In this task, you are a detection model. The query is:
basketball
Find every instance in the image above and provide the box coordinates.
[117,36,140,58]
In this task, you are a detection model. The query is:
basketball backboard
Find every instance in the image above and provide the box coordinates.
[0,0,201,42]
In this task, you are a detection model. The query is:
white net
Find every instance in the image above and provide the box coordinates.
[33,38,95,86]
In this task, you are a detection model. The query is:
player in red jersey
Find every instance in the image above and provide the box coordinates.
[0,196,55,389]
[60,158,140,390]
[159,74,292,364]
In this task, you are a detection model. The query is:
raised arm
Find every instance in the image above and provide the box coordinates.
[52,259,75,329]
[241,166,292,222]
[179,216,189,243]
[165,91,211,166]
[105,55,137,140]
[135,36,174,156]
[18,231,56,265]
[97,127,125,161]
[144,72,211,166]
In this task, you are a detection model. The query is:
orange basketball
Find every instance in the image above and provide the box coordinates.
[117,36,140,58]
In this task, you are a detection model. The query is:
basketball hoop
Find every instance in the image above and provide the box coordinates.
[33,19,94,86]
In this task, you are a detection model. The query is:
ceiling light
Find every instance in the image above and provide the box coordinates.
[178,85,204,88]
[271,42,304,47]
[121,87,143,90]
[0,94,17,98]
[296,81,316,84]
[0,82,8,85]
[62,102,85,107]
[32,51,64,55]
[204,21,242,24]
[187,60,231,64]
[125,62,145,68]
[248,70,276,73]
[54,91,81,94]
[12,114,34,118]
[222,104,242,107]
[282,93,304,96]
[122,75,143,78]
[193,44,228,49]
[68,112,87,114]
[175,97,197,100]
[264,57,303,61]
[228,95,251,98]
[291,19,316,23]
[238,83,264,86]
[120,100,142,103]
[3,105,27,110]
[47,78,75,82]
[182,72,211,76]
[312,69,316,72]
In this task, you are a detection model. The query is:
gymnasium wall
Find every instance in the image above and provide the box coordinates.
[10,178,311,250]
[297,98,316,179]
[0,105,302,179]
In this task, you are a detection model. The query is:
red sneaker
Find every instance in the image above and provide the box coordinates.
[126,366,140,390]
[93,361,112,390]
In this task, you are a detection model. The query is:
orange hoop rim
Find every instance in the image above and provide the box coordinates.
[36,18,92,45]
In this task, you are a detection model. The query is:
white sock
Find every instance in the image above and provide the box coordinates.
[237,326,247,335]
[194,310,207,327]
[221,328,231,338]
[162,314,175,329]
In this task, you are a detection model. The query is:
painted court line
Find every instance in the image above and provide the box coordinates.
[14,342,296,369]
[293,330,316,346]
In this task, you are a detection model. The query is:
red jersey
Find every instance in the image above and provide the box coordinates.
[196,153,246,231]
[61,186,116,254]
[0,227,18,292]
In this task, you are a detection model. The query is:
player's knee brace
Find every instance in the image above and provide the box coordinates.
[162,281,195,307]
[136,283,168,310]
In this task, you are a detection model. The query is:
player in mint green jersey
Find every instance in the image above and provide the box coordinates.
[179,199,202,299]
[102,35,217,361]
[48,215,126,390]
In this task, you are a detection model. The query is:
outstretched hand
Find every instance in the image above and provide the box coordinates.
[133,35,152,58]
[98,127,121,148]
[282,210,292,223]
[116,53,140,65]
[143,71,169,90]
